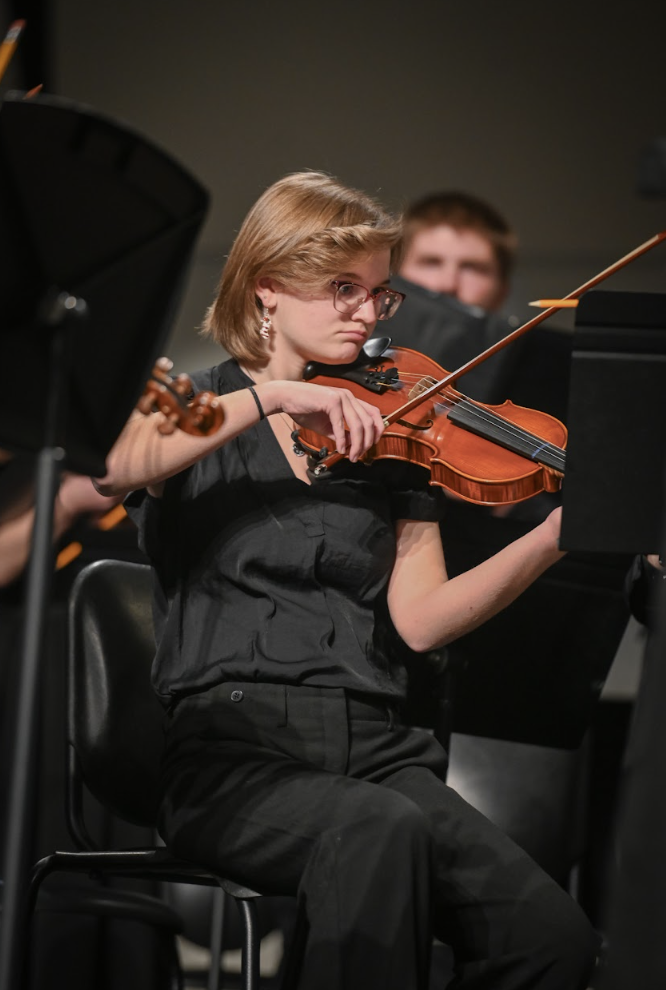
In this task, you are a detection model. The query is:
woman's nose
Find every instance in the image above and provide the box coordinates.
[351,295,378,321]
[432,267,460,297]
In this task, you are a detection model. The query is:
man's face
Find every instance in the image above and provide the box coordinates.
[399,224,507,313]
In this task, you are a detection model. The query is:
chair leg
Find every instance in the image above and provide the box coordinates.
[237,899,260,990]
[17,855,57,989]
[207,886,225,990]
[275,902,306,990]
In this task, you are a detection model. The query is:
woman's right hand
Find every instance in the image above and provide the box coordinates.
[260,381,386,462]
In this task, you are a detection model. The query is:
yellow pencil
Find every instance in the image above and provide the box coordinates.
[0,20,26,84]
[528,299,580,309]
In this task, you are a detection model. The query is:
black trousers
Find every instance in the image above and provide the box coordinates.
[159,682,599,990]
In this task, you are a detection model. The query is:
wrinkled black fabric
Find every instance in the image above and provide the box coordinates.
[159,683,600,990]
[126,358,445,706]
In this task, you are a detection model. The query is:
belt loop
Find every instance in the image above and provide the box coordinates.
[387,705,395,731]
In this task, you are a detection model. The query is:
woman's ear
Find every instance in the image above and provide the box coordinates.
[255,276,279,309]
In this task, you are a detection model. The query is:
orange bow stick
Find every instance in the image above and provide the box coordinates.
[0,20,25,84]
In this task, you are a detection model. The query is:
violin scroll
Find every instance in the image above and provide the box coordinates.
[138,357,224,436]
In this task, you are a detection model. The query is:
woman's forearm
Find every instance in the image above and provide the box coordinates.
[94,386,269,496]
[388,513,564,653]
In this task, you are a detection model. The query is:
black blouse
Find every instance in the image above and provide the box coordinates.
[126,359,445,706]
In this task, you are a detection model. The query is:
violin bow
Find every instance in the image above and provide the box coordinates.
[383,230,666,425]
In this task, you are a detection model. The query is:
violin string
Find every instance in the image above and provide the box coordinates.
[454,399,566,460]
[449,403,566,469]
[385,373,565,460]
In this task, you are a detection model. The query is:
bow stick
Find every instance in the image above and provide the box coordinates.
[385,230,666,425]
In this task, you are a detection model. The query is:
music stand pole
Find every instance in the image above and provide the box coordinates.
[0,91,209,987]
[0,293,87,990]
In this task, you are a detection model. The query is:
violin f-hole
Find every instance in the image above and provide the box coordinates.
[395,418,433,431]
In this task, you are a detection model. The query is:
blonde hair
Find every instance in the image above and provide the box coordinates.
[202,172,402,364]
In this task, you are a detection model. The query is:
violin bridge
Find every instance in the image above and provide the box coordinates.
[407,378,432,400]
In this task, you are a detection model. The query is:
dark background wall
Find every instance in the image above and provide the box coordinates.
[3,0,662,371]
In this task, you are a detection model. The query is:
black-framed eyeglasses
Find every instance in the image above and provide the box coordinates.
[331,280,406,321]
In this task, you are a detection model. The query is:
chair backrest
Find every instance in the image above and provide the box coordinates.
[445,732,589,887]
[67,559,164,828]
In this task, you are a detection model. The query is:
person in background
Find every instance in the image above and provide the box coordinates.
[386,190,571,423]
[399,190,513,313]
[0,457,122,588]
[0,453,133,862]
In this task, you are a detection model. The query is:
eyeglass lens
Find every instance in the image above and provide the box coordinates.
[334,283,402,320]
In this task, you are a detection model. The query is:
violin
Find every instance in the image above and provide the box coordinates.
[294,230,666,506]
[296,342,566,507]
[137,357,225,436]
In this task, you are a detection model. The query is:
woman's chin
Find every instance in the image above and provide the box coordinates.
[316,339,366,365]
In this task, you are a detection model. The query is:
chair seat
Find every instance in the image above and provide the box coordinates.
[34,847,262,900]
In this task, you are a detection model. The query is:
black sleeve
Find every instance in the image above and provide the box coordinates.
[124,488,163,563]
[373,460,447,522]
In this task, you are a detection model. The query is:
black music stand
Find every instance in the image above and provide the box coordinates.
[558,290,666,988]
[560,289,666,554]
[0,92,209,990]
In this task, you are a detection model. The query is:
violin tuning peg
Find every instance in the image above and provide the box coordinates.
[152,357,173,383]
[171,374,192,396]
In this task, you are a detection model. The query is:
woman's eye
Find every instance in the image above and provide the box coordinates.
[338,283,355,296]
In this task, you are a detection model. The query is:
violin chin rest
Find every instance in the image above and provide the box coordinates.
[363,336,392,359]
[303,337,393,381]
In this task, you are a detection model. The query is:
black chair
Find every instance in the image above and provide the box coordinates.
[24,559,265,990]
[445,733,590,890]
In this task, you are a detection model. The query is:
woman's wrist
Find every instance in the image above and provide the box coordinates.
[246,385,265,420]
[530,517,566,565]
[253,380,288,417]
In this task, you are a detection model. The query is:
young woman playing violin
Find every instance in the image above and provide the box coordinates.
[96,172,598,990]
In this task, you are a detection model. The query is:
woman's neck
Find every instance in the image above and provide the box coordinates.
[242,350,305,385]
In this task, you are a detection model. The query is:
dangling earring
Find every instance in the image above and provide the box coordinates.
[259,307,272,339]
